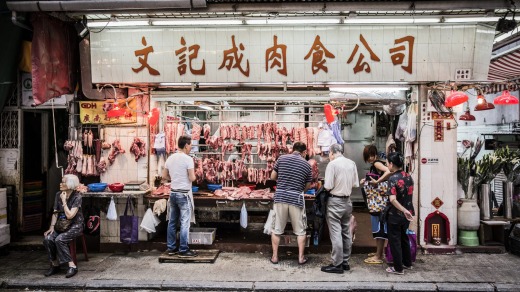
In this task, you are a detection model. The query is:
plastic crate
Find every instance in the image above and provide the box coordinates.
[188,228,216,245]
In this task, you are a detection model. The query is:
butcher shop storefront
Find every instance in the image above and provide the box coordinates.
[87,23,494,250]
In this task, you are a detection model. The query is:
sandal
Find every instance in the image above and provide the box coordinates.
[367,252,376,257]
[364,257,383,264]
[270,257,279,265]
[298,257,309,265]
[386,267,404,275]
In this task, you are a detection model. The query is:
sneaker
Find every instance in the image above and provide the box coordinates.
[178,250,198,258]
[166,248,178,256]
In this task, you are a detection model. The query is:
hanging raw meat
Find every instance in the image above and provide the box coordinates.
[130,137,146,162]
[108,139,125,165]
[203,124,211,140]
[83,130,88,147]
[192,123,201,140]
[88,130,93,148]
[96,157,108,174]
[81,154,88,175]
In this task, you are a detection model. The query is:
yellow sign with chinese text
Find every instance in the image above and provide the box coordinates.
[79,99,137,125]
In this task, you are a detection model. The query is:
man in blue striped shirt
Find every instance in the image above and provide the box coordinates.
[269,142,312,265]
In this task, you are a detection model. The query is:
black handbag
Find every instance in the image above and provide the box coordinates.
[55,216,72,232]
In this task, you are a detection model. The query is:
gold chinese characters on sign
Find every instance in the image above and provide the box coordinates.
[132,33,415,77]
[79,100,137,125]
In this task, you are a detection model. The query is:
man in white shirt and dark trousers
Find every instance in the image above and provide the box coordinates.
[162,136,197,257]
[321,144,359,273]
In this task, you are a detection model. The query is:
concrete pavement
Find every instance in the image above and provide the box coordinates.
[0,249,519,291]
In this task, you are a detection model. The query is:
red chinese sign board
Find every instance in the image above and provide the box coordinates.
[431,197,444,209]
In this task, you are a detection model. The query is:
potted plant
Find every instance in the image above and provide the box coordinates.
[494,147,520,219]
[474,153,502,219]
[456,138,482,244]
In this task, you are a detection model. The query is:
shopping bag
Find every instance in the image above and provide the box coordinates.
[240,202,248,229]
[140,208,156,233]
[350,215,357,242]
[263,209,275,235]
[120,197,139,244]
[364,181,389,214]
[106,197,117,221]
[385,230,417,263]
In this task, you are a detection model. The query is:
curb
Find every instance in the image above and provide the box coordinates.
[1,280,518,291]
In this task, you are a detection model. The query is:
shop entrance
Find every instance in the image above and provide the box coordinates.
[21,109,68,234]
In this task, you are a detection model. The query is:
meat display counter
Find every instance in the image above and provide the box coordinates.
[145,192,316,225]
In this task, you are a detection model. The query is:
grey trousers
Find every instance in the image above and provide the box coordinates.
[43,224,83,265]
[326,196,353,266]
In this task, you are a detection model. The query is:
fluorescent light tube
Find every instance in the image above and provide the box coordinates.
[246,18,340,25]
[443,17,500,23]
[152,19,243,26]
[198,105,214,111]
[87,20,150,28]
[331,86,409,92]
[345,18,440,24]
[159,83,191,86]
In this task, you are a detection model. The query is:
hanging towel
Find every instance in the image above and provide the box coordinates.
[153,199,167,216]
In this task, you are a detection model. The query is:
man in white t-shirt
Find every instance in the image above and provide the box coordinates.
[162,136,197,257]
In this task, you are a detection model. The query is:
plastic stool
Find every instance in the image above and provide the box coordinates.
[69,233,89,265]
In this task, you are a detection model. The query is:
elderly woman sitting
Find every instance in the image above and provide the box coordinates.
[43,174,84,278]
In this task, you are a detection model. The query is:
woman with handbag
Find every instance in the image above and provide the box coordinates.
[385,152,414,275]
[43,174,84,278]
[360,145,391,265]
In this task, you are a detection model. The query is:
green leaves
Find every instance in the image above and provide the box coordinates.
[494,146,520,182]
[457,157,472,198]
[474,153,502,185]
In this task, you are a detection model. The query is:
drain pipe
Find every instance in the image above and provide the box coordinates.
[11,11,32,31]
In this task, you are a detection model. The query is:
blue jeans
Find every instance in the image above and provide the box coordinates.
[167,192,191,252]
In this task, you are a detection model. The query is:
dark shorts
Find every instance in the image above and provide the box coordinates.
[370,214,388,240]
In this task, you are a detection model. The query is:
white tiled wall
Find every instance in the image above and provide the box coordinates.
[100,126,148,184]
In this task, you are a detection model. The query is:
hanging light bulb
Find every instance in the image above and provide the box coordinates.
[474,94,495,111]
[494,90,519,105]
[459,103,476,121]
[445,89,468,107]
